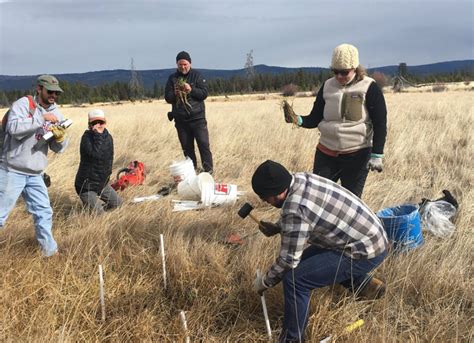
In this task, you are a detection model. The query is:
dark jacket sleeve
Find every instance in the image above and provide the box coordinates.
[301,85,325,129]
[189,71,208,101]
[366,82,387,155]
[164,75,176,104]
[80,131,106,159]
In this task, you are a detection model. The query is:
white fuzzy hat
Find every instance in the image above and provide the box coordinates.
[88,109,106,123]
[331,44,359,69]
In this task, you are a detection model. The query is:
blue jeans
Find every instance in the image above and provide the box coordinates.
[280,246,387,342]
[0,168,57,257]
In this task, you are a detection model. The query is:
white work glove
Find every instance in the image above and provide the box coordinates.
[367,153,384,172]
[254,273,269,296]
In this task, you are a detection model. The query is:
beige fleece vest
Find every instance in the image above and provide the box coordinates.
[318,76,375,152]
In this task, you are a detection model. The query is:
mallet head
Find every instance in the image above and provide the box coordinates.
[238,202,254,219]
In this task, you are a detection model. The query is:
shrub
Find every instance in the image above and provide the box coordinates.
[311,86,321,97]
[281,83,299,97]
[371,71,388,89]
[432,83,447,92]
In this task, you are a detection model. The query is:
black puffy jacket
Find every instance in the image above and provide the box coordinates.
[74,128,114,194]
[164,69,208,122]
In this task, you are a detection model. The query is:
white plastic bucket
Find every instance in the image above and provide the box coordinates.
[201,182,238,207]
[170,158,195,185]
[177,172,214,200]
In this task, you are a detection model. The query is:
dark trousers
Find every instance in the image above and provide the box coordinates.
[280,246,387,343]
[175,118,213,172]
[313,147,371,198]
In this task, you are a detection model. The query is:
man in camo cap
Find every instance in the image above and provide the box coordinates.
[0,74,69,257]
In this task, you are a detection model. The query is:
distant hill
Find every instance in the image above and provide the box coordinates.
[0,60,472,91]
[365,60,474,77]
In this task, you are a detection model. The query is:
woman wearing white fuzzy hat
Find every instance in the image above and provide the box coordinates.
[285,43,387,198]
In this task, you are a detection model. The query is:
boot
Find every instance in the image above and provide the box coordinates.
[357,277,386,300]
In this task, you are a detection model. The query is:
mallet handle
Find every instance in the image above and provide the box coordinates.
[248,213,263,227]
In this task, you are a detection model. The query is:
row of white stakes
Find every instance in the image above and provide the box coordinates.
[97,234,271,341]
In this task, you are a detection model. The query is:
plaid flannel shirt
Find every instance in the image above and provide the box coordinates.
[264,173,388,287]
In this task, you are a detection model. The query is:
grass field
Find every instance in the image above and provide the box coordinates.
[1,90,473,342]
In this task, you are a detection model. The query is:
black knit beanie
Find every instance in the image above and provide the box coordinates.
[176,51,191,63]
[252,160,292,198]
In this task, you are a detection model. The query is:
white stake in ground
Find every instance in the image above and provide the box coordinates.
[98,264,106,321]
[160,234,167,289]
[179,310,190,343]
[256,269,272,339]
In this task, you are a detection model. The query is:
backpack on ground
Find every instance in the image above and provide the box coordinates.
[0,95,36,154]
[111,160,146,191]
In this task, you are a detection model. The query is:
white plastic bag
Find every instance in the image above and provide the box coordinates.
[419,200,456,237]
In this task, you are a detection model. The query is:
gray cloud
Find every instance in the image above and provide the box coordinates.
[0,0,472,75]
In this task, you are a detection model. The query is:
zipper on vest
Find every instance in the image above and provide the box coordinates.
[341,92,347,122]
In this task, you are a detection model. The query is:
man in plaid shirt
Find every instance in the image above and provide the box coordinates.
[251,160,388,343]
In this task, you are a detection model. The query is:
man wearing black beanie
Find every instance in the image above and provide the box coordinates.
[251,160,292,208]
[164,51,213,173]
[175,51,191,63]
[251,160,388,343]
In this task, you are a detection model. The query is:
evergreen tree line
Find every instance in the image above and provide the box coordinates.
[0,68,472,107]
[0,81,161,107]
[400,68,472,84]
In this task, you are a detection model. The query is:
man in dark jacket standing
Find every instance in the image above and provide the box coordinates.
[74,109,122,214]
[165,51,213,173]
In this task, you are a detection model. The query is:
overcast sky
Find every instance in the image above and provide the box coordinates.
[0,0,472,76]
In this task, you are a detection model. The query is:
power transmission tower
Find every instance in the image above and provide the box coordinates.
[129,58,144,101]
[244,49,255,92]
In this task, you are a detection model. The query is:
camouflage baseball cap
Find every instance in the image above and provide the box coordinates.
[37,74,63,93]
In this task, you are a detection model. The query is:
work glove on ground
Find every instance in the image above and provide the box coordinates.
[51,126,66,143]
[254,273,269,296]
[367,153,383,172]
[259,221,282,237]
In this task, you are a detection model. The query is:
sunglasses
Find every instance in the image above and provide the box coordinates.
[332,69,352,76]
[90,120,105,126]
[46,90,61,96]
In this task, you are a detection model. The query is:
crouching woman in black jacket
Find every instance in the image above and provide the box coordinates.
[74,109,122,214]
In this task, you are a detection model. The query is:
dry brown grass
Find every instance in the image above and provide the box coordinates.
[1,91,473,342]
